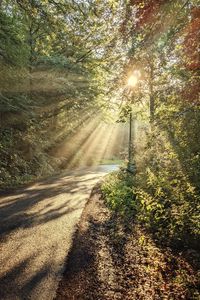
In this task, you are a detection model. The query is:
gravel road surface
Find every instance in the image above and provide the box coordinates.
[0,165,118,300]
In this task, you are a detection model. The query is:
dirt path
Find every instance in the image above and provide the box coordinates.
[56,185,200,300]
[0,165,118,300]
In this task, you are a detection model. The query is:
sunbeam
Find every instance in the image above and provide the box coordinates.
[56,119,129,169]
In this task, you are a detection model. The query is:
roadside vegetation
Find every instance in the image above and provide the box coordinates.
[101,122,200,298]
[58,181,199,300]
[101,165,200,298]
[101,3,200,295]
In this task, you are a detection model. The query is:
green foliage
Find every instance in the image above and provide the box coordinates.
[0,0,126,188]
[102,111,200,248]
[136,144,200,246]
[102,170,136,217]
[104,0,200,251]
[0,7,29,66]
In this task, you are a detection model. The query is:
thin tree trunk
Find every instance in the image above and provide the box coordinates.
[149,62,155,130]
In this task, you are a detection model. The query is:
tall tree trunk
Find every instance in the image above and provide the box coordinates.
[28,20,34,100]
[149,62,155,126]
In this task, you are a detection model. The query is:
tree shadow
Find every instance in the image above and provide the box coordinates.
[0,170,104,240]
[0,254,54,300]
[56,187,132,300]
[0,170,110,299]
[56,216,105,300]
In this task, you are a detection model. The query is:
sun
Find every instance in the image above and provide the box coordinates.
[127,75,138,87]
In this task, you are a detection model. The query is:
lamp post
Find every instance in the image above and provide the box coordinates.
[127,110,135,173]
[127,71,140,173]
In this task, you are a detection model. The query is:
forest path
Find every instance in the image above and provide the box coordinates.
[0,165,118,300]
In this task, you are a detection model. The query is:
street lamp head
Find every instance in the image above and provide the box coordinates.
[127,70,141,88]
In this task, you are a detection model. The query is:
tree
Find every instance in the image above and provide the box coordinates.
[0,0,127,186]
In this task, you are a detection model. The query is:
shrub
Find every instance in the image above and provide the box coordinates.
[102,170,136,218]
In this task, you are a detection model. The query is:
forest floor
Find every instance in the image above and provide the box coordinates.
[56,184,200,300]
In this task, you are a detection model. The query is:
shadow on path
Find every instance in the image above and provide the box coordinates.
[0,170,103,240]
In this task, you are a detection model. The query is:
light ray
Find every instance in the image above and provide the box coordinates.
[67,123,107,168]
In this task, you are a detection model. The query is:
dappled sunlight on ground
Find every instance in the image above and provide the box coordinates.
[0,165,118,300]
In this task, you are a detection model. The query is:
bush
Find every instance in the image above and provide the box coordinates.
[102,170,136,218]
[102,160,200,249]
